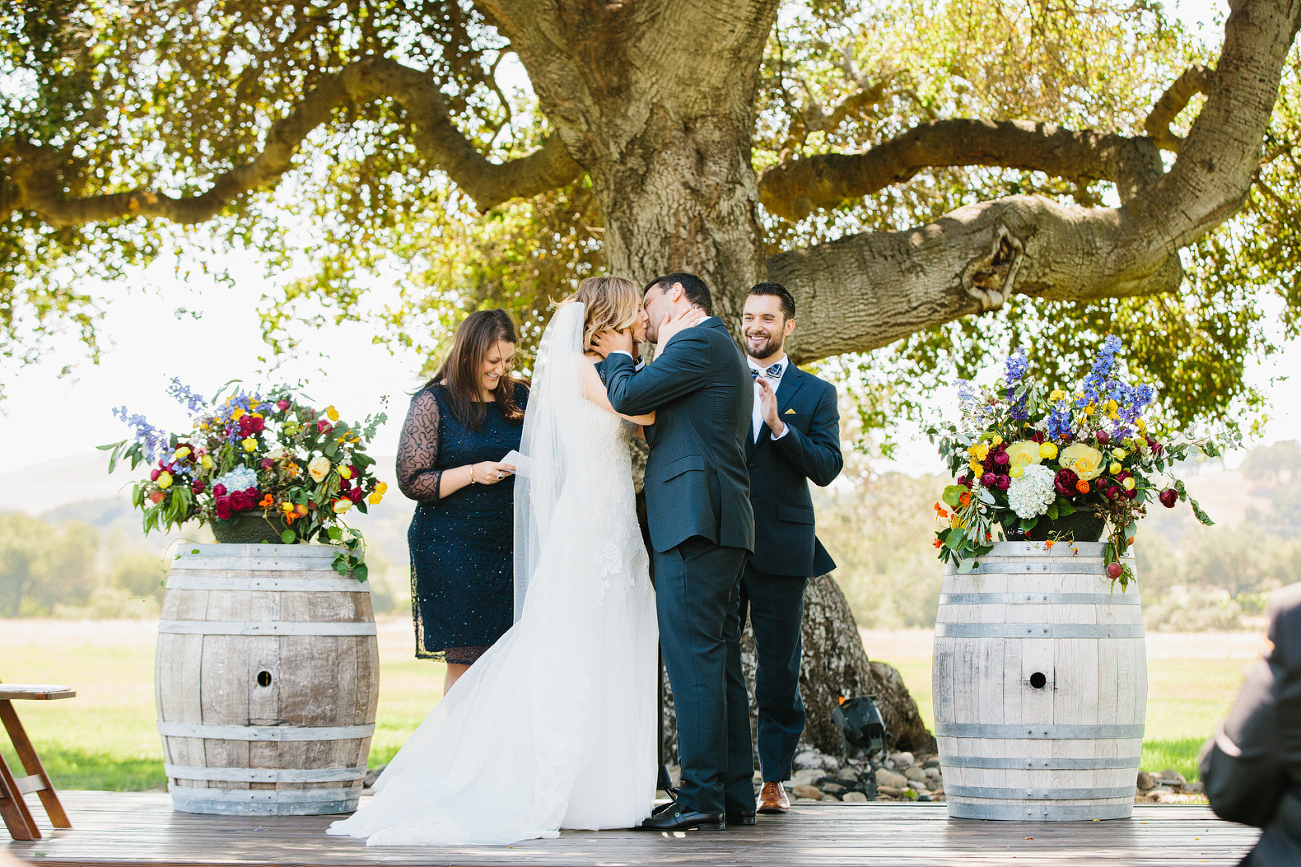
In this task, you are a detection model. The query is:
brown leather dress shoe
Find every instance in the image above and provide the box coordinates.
[758,781,790,814]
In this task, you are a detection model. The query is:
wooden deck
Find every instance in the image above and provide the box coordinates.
[2,791,1260,867]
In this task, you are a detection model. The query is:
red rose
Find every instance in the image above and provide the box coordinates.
[261,458,274,471]
[250,416,265,433]
[191,479,205,494]
[1158,488,1178,508]
[1030,431,1045,443]
[214,497,232,519]
[276,399,291,412]
[956,474,971,488]
[1096,430,1110,445]
[1054,468,1080,497]
[317,419,333,434]
[229,490,251,511]
[1123,487,1138,500]
[993,450,1010,467]
[346,487,364,504]
[212,484,227,497]
[150,469,160,481]
[340,477,352,492]
[980,472,997,488]
[996,475,1011,491]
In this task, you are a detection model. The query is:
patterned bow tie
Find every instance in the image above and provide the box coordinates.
[751,363,783,381]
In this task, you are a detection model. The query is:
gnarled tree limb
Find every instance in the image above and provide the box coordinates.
[758,118,1163,222]
[771,0,1301,364]
[1144,64,1214,152]
[0,57,582,228]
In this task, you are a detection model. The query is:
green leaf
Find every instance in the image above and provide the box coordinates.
[327,526,342,540]
[1190,498,1215,526]
[280,529,296,543]
[352,563,369,582]
[956,558,977,574]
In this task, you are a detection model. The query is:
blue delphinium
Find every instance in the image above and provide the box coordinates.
[1077,334,1122,411]
[112,406,170,464]
[166,378,206,415]
[1004,348,1030,421]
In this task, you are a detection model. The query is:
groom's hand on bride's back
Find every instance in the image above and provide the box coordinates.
[592,326,634,359]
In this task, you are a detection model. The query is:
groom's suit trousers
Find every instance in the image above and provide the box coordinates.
[654,536,755,816]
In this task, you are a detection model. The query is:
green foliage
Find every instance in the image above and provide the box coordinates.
[0,513,98,616]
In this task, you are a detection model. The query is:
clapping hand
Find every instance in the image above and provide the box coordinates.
[657,308,708,347]
[757,378,785,437]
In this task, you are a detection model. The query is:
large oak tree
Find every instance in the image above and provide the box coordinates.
[5,0,1301,752]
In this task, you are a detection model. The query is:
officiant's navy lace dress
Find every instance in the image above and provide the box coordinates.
[396,381,528,664]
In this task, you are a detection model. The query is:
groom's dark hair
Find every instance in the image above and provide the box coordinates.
[645,272,713,316]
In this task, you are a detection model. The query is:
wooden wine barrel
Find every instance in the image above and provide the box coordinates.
[932,541,1146,821]
[155,543,379,816]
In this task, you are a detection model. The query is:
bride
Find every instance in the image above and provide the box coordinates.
[328,276,664,845]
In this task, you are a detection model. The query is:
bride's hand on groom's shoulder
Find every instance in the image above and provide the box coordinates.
[592,326,634,359]
[657,308,707,347]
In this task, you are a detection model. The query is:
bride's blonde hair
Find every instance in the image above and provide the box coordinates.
[560,276,641,352]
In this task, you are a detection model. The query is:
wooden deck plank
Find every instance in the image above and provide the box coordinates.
[2,791,1259,867]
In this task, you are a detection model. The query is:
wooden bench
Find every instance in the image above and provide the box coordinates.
[0,681,75,840]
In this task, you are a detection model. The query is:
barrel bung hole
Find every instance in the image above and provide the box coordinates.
[1029,671,1047,690]
[257,670,273,688]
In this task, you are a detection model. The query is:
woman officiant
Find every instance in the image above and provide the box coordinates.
[395,309,528,693]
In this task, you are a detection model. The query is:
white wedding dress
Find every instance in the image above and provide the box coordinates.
[327,302,658,846]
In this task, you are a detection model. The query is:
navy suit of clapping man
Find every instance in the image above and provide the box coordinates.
[594,272,757,832]
[739,282,843,815]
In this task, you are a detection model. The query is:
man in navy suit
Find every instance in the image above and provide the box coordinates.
[595,273,756,832]
[740,281,843,815]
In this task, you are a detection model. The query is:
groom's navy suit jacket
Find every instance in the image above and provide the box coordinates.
[603,317,754,554]
[747,365,842,577]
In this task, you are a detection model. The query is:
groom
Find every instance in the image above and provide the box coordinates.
[595,272,756,832]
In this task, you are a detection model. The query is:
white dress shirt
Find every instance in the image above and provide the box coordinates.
[749,355,789,442]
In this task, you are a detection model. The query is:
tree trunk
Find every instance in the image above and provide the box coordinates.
[658,572,936,767]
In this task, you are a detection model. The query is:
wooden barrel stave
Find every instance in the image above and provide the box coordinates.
[933,542,1145,821]
[156,544,378,815]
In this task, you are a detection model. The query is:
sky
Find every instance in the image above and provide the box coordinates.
[0,0,1287,479]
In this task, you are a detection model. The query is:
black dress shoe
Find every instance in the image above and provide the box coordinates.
[635,803,726,831]
[725,809,757,825]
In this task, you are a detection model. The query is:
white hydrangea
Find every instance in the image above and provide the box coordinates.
[1007,463,1057,519]
[214,466,258,492]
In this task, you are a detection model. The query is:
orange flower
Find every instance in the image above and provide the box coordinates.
[933,538,943,548]
[959,491,972,507]
[1076,479,1090,494]
[934,502,950,520]
[285,511,299,525]
[1045,540,1056,550]
[259,493,275,509]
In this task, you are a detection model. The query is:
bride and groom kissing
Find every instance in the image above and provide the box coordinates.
[329,271,843,845]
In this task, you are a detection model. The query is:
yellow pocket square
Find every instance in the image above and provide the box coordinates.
[784,409,796,415]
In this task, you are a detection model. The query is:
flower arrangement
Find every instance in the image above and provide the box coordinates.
[102,379,388,579]
[927,337,1236,589]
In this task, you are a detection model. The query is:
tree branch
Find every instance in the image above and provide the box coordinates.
[758,118,1163,222]
[0,57,582,228]
[1144,64,1214,152]
[770,0,1301,364]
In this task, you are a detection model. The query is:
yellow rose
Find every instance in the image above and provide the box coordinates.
[308,456,332,482]
[374,482,387,495]
[332,499,352,514]
[174,447,191,460]
[1010,466,1024,479]
[1112,448,1127,460]
[281,502,294,512]
[201,455,214,469]
[242,437,257,452]
[1049,389,1066,402]
[231,408,245,420]
[367,491,384,505]
[338,465,352,480]
[1123,477,1136,490]
[1109,461,1123,474]
[1006,440,1042,468]
[156,471,173,490]
[969,460,983,474]
[1059,443,1105,481]
[991,435,1003,446]
[326,405,340,422]
[1039,442,1058,460]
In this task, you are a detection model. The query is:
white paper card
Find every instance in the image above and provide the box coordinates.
[501,450,531,477]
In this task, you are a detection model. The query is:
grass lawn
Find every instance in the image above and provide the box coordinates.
[1,621,1255,790]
